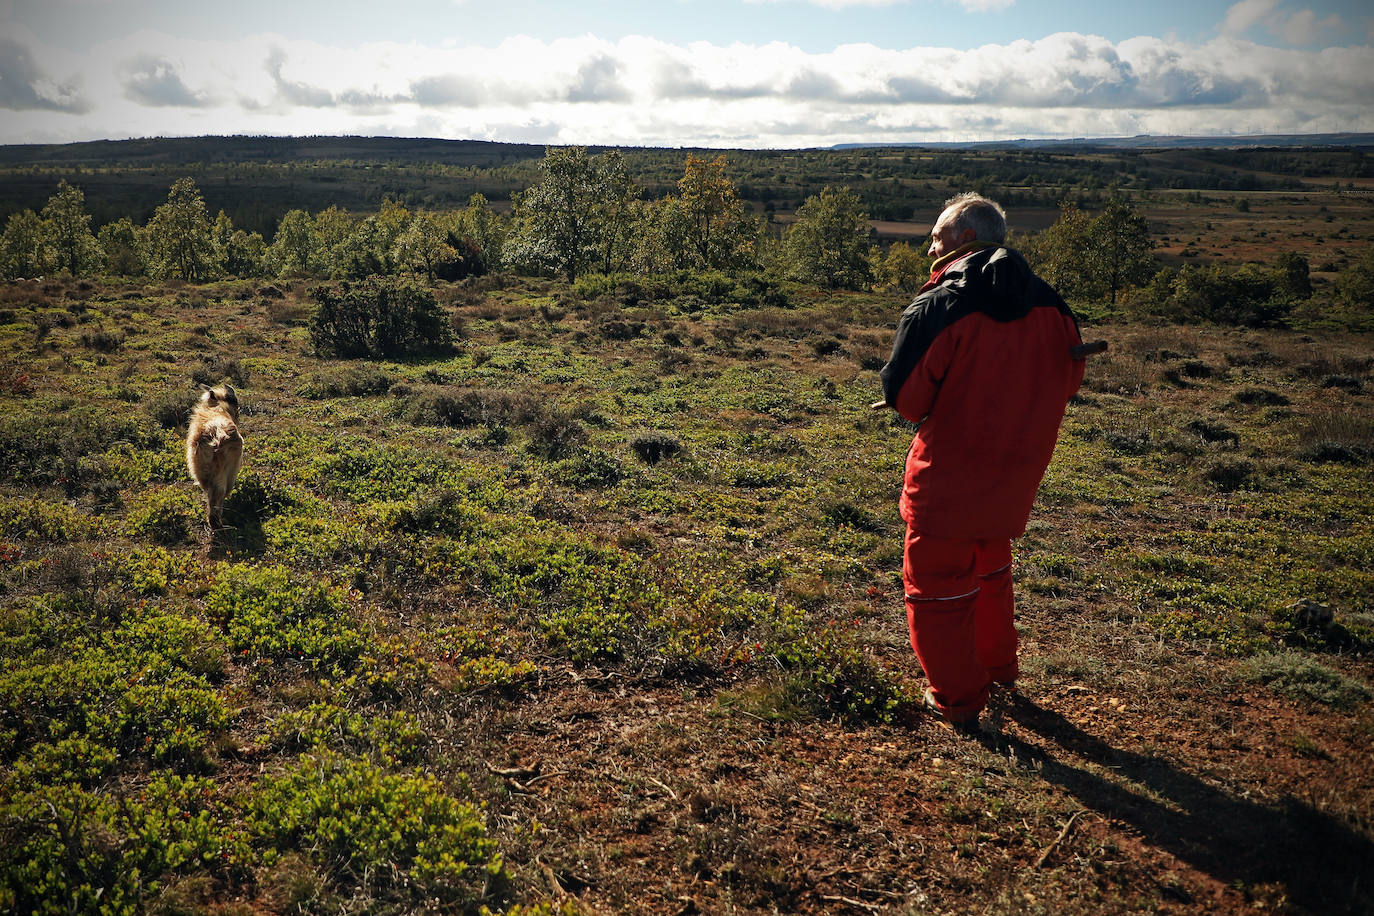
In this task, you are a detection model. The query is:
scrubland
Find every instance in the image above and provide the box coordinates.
[0,272,1371,914]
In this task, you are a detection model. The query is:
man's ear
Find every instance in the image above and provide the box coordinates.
[958,228,978,245]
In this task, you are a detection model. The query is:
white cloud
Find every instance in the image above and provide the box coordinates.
[1,29,1371,147]
[743,0,1014,8]
[955,0,1016,11]
[0,36,88,111]
[1221,0,1280,34]
[1276,9,1342,45]
[1220,0,1343,45]
[743,0,907,7]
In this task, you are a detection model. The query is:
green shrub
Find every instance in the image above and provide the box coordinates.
[552,447,627,489]
[220,470,295,529]
[78,326,124,352]
[1240,651,1371,709]
[0,497,101,542]
[525,411,587,460]
[122,486,201,545]
[204,564,363,669]
[268,702,425,764]
[630,431,682,465]
[1201,457,1254,491]
[394,386,528,428]
[0,406,160,489]
[144,389,200,429]
[541,606,633,662]
[298,364,395,398]
[377,488,488,537]
[0,609,229,765]
[448,656,539,693]
[247,753,506,906]
[263,513,374,569]
[766,614,906,722]
[0,775,244,916]
[313,442,509,505]
[308,277,455,359]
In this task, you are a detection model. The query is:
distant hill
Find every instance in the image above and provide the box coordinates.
[0,135,549,168]
[831,133,1374,150]
[2,134,1371,238]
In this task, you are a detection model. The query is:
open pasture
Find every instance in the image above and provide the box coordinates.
[0,270,1371,914]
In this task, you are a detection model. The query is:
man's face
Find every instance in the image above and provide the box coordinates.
[927,207,971,258]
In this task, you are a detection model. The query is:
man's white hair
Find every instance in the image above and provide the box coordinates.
[942,192,1007,244]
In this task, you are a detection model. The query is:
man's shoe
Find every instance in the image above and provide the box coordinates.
[923,688,981,734]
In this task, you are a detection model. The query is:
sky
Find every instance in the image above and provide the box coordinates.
[1,0,1371,148]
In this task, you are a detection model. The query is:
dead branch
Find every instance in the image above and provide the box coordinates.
[1035,809,1088,868]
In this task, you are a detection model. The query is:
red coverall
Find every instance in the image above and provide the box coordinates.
[880,244,1084,722]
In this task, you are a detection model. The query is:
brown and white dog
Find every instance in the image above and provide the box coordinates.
[185,384,243,530]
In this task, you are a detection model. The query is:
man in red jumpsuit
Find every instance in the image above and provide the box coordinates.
[879,193,1084,728]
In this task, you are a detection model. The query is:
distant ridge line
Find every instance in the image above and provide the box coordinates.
[829,133,1374,150]
[1,133,1372,166]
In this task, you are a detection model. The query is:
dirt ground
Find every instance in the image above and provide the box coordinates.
[448,604,1374,915]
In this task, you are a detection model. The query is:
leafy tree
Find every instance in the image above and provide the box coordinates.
[145,177,219,281]
[591,151,640,275]
[1125,263,1292,327]
[40,180,102,276]
[456,193,505,274]
[1089,195,1154,309]
[268,209,318,277]
[213,211,267,278]
[97,218,146,276]
[678,154,754,271]
[505,147,637,283]
[308,277,454,358]
[0,210,48,279]
[873,241,931,294]
[1272,251,1312,301]
[392,211,466,282]
[1330,247,1374,329]
[783,185,873,290]
[312,205,355,276]
[1028,202,1096,301]
[329,217,392,280]
[630,196,692,274]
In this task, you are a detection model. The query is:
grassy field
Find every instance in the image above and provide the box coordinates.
[0,270,1371,914]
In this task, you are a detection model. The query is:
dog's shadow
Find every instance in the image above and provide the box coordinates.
[983,697,1372,914]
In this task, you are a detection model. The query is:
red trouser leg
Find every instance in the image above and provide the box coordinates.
[973,539,1017,685]
[903,529,989,723]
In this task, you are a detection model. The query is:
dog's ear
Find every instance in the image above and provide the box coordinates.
[199,384,216,404]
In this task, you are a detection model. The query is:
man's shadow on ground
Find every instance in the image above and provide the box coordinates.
[982,697,1371,915]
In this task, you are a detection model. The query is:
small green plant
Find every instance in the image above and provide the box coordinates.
[204,564,363,670]
[552,447,627,489]
[1240,651,1372,709]
[298,364,396,398]
[764,608,906,722]
[0,775,245,916]
[247,752,506,907]
[268,702,425,764]
[0,497,101,543]
[630,431,682,465]
[525,411,587,460]
[122,486,201,545]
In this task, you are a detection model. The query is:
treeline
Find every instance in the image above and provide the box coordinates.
[0,150,912,294]
[3,146,1372,330]
[5,137,1372,237]
[1021,198,1373,329]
